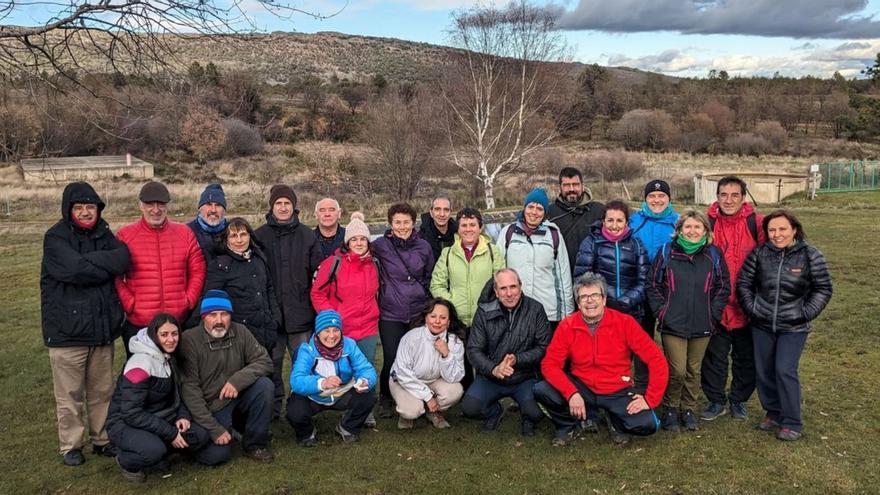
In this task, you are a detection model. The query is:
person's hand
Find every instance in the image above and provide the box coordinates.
[176,418,191,432]
[354,378,369,393]
[214,431,232,445]
[626,394,649,415]
[219,382,238,400]
[322,376,342,390]
[426,397,440,413]
[171,432,189,449]
[434,338,449,358]
[568,392,586,420]
[491,363,513,379]
[504,354,517,367]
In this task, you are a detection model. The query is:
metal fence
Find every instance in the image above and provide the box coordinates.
[817,161,880,193]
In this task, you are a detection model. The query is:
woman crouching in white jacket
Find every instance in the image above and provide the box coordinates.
[390,298,466,429]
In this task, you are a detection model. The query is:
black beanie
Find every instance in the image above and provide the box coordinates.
[644,180,671,199]
[268,184,297,210]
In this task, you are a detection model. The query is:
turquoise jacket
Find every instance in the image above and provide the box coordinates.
[290,335,377,405]
[629,209,679,263]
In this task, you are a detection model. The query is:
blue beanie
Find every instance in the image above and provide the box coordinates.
[199,183,227,209]
[315,309,343,334]
[523,187,549,211]
[201,289,233,316]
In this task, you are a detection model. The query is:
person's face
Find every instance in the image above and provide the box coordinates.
[318,327,342,348]
[717,184,746,216]
[523,203,545,228]
[203,310,231,338]
[457,217,481,245]
[226,226,250,253]
[348,235,369,255]
[560,176,584,203]
[426,304,450,336]
[494,271,522,309]
[430,199,452,228]
[645,191,670,214]
[577,285,606,320]
[198,202,226,227]
[603,209,627,234]
[272,198,294,222]
[140,201,168,228]
[156,322,180,354]
[71,203,98,224]
[315,199,341,229]
[680,217,706,242]
[767,216,797,249]
[391,213,414,239]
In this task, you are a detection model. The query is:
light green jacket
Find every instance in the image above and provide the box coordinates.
[430,234,505,326]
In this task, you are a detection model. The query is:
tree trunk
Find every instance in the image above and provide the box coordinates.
[483,177,496,209]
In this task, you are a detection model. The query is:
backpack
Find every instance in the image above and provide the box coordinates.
[316,254,382,292]
[709,213,759,243]
[504,223,560,260]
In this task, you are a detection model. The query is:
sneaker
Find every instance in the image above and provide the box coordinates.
[606,416,631,445]
[757,416,781,432]
[580,419,600,434]
[335,423,360,443]
[681,410,700,431]
[397,417,415,430]
[661,409,680,432]
[729,401,748,420]
[244,448,274,463]
[551,427,576,447]
[92,443,118,457]
[701,402,727,421]
[116,457,145,483]
[520,419,536,437]
[776,428,801,441]
[62,448,85,467]
[364,412,377,429]
[299,427,318,447]
[480,406,506,433]
[378,400,395,419]
[426,412,451,429]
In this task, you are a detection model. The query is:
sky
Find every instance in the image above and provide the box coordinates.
[5,0,880,79]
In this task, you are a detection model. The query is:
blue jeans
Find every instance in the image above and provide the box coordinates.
[752,330,808,432]
[461,375,543,424]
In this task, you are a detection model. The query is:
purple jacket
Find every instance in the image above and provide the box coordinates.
[371,230,435,323]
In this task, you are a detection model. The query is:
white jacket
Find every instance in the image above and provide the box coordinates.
[390,326,465,402]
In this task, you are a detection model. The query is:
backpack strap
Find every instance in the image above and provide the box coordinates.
[317,256,342,290]
[709,213,759,243]
[505,223,559,260]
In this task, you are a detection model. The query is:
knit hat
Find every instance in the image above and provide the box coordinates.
[315,309,343,333]
[344,212,371,244]
[200,289,233,316]
[139,181,171,203]
[644,180,671,199]
[268,184,297,210]
[523,187,549,211]
[199,183,227,209]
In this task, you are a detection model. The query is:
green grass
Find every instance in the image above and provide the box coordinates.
[3,192,879,494]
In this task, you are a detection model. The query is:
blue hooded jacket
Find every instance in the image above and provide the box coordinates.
[290,334,377,405]
[629,207,679,263]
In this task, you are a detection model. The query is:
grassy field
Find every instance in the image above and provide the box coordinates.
[1,192,879,494]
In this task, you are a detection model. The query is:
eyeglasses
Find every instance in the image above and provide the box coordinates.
[577,293,604,302]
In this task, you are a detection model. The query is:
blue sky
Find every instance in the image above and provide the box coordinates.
[5,0,880,78]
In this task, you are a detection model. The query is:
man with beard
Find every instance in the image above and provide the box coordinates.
[187,183,228,260]
[179,290,275,465]
[418,193,457,261]
[546,167,605,276]
[313,197,345,260]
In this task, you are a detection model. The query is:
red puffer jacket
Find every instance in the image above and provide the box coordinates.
[541,308,669,409]
[115,218,206,327]
[706,202,764,330]
[310,248,380,341]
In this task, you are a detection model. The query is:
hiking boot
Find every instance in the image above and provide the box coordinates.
[426,412,451,429]
[580,419,600,434]
[244,448,274,463]
[364,412,377,428]
[62,448,85,467]
[681,410,700,431]
[378,400,395,419]
[551,427,576,447]
[606,417,631,445]
[776,428,801,441]
[335,423,360,443]
[757,416,781,432]
[480,406,506,433]
[701,402,727,421]
[299,427,318,447]
[116,457,145,483]
[92,443,118,457]
[662,408,680,432]
[729,401,748,420]
[520,419,536,437]
[397,417,415,429]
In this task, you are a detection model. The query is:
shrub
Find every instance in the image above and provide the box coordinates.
[582,150,645,182]
[678,112,716,153]
[223,118,264,156]
[753,121,787,154]
[611,109,679,151]
[724,133,768,156]
[179,104,227,162]
[700,100,735,139]
[0,104,41,162]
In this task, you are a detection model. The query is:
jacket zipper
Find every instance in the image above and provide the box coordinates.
[614,242,621,298]
[771,249,785,333]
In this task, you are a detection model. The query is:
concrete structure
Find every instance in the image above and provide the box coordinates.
[19,154,154,183]
[694,171,809,205]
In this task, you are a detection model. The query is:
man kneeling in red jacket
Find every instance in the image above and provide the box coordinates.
[534,271,669,446]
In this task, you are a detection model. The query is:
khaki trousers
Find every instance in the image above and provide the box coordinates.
[661,334,710,412]
[48,345,115,454]
[389,379,463,420]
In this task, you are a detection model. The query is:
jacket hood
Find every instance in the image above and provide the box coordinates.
[553,189,594,211]
[264,210,301,230]
[420,212,457,237]
[707,201,756,220]
[128,326,168,360]
[61,181,105,222]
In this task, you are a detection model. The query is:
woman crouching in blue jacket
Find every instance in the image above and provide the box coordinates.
[287,310,378,447]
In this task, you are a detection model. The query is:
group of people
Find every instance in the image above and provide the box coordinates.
[40,169,833,483]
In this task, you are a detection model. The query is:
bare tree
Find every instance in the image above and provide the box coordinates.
[442,0,568,209]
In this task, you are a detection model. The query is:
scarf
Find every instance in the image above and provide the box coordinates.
[462,238,478,262]
[676,234,708,255]
[641,201,674,219]
[196,214,228,234]
[315,335,344,361]
[601,225,630,242]
[72,216,97,230]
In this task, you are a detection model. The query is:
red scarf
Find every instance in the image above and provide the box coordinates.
[462,238,478,262]
[72,216,97,230]
[315,335,343,361]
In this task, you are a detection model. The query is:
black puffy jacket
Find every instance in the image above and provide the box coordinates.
[418,212,457,262]
[573,223,649,319]
[648,242,730,339]
[737,241,833,334]
[254,212,322,334]
[547,193,606,275]
[467,280,551,385]
[202,246,281,350]
[41,182,130,347]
